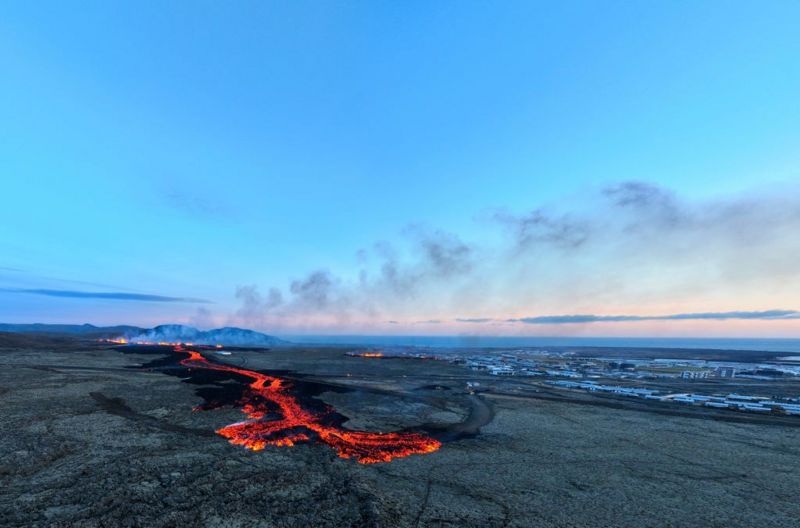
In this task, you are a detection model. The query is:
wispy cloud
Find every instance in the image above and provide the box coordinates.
[1,288,210,303]
[508,310,800,324]
[231,181,800,330]
[235,226,475,322]
[0,267,142,292]
[493,209,590,250]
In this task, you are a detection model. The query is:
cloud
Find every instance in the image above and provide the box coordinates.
[509,310,800,324]
[603,181,677,210]
[232,181,800,330]
[415,228,473,276]
[189,306,216,328]
[234,226,477,325]
[289,270,337,310]
[0,267,146,292]
[1,288,210,303]
[493,209,591,250]
[235,285,283,324]
[362,229,473,298]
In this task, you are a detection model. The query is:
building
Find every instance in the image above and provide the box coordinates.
[680,370,710,380]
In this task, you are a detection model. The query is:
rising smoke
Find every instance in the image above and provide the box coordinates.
[230,181,800,328]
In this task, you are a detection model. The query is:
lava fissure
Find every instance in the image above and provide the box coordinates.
[172,345,441,464]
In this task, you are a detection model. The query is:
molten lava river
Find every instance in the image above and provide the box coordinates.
[172,345,441,464]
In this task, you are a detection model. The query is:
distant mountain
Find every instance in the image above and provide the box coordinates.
[0,323,145,337]
[0,323,287,347]
[127,325,287,346]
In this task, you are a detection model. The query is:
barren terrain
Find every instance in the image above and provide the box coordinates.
[2,338,799,527]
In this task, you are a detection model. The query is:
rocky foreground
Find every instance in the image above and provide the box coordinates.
[2,337,800,527]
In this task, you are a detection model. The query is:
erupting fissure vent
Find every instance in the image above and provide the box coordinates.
[175,345,441,464]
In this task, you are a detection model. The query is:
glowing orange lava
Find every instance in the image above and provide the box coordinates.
[174,345,441,464]
[102,337,128,344]
[357,352,384,358]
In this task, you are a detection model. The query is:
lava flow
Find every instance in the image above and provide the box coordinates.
[173,345,441,464]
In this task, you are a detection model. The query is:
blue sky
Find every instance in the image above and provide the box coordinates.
[2,1,800,336]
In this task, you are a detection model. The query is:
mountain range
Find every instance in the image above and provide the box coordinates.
[0,323,287,346]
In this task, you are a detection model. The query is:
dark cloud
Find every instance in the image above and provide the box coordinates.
[494,209,590,250]
[495,180,684,254]
[456,317,494,323]
[289,270,336,309]
[509,310,800,324]
[364,229,473,297]
[603,180,685,228]
[417,230,473,276]
[603,181,676,209]
[1,288,210,303]
[660,310,800,321]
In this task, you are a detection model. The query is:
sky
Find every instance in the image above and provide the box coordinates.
[2,1,800,337]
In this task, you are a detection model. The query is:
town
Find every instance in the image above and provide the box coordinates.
[349,347,800,417]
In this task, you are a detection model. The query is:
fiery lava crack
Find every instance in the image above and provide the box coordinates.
[174,345,441,464]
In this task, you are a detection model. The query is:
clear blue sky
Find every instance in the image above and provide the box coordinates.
[2,1,799,336]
